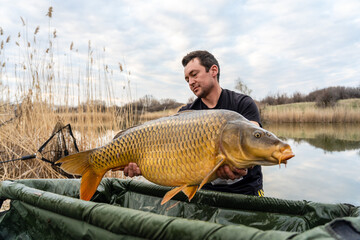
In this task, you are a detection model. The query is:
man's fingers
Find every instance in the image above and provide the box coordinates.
[124,162,141,177]
[217,165,235,180]
[128,167,134,177]
[130,162,141,176]
[134,166,141,175]
[217,165,249,180]
[234,168,248,176]
[216,166,227,179]
[223,165,237,180]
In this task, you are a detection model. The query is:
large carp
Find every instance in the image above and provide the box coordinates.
[57,109,294,205]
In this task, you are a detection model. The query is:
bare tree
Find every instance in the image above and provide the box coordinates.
[235,77,252,96]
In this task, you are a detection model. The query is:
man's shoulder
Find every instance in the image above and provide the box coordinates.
[179,98,201,111]
[220,89,255,108]
[222,89,249,101]
[179,103,191,111]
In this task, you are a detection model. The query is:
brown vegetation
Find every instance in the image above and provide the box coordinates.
[0,7,137,181]
[0,7,184,181]
[259,99,360,123]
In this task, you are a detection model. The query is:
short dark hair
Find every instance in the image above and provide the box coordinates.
[182,50,220,82]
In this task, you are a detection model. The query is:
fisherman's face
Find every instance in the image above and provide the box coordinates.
[184,58,217,98]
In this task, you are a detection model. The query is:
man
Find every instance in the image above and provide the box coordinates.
[125,50,264,197]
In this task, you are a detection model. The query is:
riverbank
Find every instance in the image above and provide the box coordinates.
[1,98,359,181]
[260,98,360,123]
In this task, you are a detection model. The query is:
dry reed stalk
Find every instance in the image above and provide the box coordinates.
[0,8,137,181]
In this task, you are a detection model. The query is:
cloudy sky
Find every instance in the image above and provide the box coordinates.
[1,0,359,104]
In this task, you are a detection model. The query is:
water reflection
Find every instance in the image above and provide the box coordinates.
[262,123,360,206]
[296,136,360,152]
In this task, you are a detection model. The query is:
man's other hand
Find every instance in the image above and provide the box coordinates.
[124,162,141,177]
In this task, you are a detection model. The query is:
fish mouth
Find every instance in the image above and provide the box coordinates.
[272,146,295,165]
[281,152,295,161]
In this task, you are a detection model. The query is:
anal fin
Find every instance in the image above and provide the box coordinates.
[161,184,187,205]
[80,169,106,201]
[182,186,198,201]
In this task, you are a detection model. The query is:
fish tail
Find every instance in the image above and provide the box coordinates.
[56,150,106,201]
[56,150,93,175]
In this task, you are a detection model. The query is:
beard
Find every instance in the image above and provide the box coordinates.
[193,84,213,99]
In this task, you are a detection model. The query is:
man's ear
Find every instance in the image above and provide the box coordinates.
[210,64,218,77]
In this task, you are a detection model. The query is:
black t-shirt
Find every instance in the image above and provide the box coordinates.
[179,88,263,196]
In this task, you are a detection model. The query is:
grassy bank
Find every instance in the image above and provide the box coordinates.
[260,99,360,123]
[263,122,360,142]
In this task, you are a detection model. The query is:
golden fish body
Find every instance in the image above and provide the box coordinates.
[57,110,294,204]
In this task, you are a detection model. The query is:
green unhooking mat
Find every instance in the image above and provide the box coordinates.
[1,179,360,239]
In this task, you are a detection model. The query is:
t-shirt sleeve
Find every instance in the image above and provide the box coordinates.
[178,103,192,112]
[237,96,261,126]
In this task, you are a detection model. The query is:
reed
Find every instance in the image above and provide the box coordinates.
[0,7,136,181]
[260,99,360,123]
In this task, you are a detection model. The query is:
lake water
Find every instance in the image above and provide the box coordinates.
[262,123,360,206]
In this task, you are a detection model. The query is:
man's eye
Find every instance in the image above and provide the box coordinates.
[191,72,198,77]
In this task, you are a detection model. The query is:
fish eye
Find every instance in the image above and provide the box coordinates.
[254,131,262,138]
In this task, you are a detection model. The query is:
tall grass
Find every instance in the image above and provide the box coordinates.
[0,7,137,180]
[263,122,360,141]
[260,99,360,123]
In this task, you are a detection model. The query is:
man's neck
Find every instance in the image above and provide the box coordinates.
[201,85,222,108]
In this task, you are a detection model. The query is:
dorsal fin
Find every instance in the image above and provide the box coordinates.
[113,125,140,139]
[168,110,195,118]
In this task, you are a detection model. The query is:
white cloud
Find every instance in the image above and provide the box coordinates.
[1,0,359,103]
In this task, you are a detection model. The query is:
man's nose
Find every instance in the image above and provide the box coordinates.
[188,77,195,85]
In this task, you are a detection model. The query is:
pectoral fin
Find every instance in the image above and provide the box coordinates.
[161,184,188,205]
[198,158,225,190]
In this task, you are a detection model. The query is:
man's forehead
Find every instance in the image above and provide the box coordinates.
[184,58,202,73]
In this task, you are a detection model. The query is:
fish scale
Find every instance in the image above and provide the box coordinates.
[57,109,295,204]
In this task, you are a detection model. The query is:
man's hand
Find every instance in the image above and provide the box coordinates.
[124,162,141,177]
[216,164,248,180]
